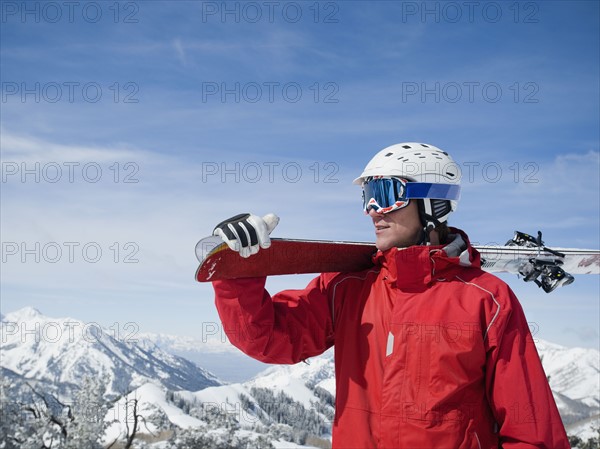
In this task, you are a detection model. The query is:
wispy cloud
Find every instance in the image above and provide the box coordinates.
[172,38,187,67]
[1,129,143,163]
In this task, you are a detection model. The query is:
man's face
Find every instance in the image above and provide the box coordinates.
[368,201,422,251]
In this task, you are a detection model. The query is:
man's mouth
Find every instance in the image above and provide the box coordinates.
[375,224,390,232]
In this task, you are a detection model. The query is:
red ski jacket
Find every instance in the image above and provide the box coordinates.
[213,230,569,449]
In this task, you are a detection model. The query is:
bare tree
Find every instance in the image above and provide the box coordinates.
[118,389,155,449]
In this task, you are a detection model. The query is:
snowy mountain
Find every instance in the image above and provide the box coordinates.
[139,331,271,382]
[535,339,600,440]
[0,307,220,397]
[537,339,600,409]
[0,307,331,447]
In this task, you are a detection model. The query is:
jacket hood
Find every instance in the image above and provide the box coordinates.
[373,228,481,291]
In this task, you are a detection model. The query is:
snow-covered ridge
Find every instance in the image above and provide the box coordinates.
[0,307,220,397]
[139,330,271,382]
[536,339,600,410]
[138,330,239,354]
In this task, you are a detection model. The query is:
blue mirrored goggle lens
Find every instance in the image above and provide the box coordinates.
[362,178,406,210]
[362,178,461,211]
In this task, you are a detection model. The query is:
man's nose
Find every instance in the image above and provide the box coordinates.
[368,207,383,218]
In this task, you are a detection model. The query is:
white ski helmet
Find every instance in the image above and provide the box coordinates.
[354,142,462,227]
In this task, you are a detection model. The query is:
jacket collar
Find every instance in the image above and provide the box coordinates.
[372,228,481,292]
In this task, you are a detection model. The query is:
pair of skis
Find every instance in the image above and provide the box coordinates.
[195,231,599,293]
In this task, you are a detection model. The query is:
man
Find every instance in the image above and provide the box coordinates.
[211,143,570,448]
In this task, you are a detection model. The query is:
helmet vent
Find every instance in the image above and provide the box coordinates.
[385,152,394,157]
[421,144,430,148]
[432,199,451,217]
[402,145,411,149]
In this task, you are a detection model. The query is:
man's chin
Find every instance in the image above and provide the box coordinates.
[375,237,394,252]
[376,235,419,251]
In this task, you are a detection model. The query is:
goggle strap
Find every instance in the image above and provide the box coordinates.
[405,182,461,201]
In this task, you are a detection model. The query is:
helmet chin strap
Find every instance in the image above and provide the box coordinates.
[417,200,442,246]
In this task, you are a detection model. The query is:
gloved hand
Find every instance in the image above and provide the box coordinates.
[213,213,279,258]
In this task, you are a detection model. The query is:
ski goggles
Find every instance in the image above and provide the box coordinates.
[362,177,461,214]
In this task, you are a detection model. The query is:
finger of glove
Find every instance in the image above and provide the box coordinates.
[238,245,249,258]
[213,228,240,252]
[239,244,257,259]
[236,221,258,249]
[246,215,272,249]
[262,213,280,234]
[248,244,260,257]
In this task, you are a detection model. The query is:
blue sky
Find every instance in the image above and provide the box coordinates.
[1,1,599,349]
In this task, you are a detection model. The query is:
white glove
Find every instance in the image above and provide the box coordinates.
[213,213,279,258]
